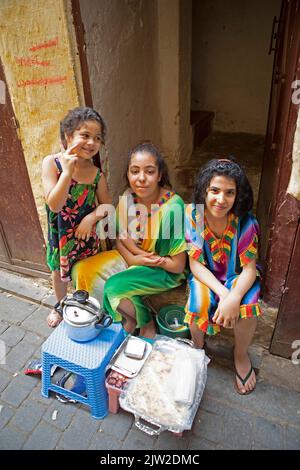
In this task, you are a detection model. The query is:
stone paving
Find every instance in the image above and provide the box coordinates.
[0,270,299,451]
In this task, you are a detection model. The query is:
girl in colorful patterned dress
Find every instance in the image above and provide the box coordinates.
[185,158,261,395]
[72,142,187,338]
[42,107,111,327]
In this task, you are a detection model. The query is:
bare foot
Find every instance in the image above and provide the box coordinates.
[234,351,256,394]
[123,317,137,334]
[47,310,63,328]
[189,323,205,348]
[139,320,156,339]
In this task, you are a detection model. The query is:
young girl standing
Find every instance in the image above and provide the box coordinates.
[185,158,261,395]
[42,107,111,327]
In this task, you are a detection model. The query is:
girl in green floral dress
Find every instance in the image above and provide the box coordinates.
[42,107,111,327]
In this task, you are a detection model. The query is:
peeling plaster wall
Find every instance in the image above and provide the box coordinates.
[157,0,193,173]
[287,107,300,201]
[178,0,193,164]
[80,0,193,196]
[0,0,84,236]
[192,0,282,134]
[80,0,161,201]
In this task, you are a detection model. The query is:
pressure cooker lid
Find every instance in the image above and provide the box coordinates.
[64,304,98,325]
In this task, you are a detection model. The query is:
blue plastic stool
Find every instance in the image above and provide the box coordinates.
[41,322,124,419]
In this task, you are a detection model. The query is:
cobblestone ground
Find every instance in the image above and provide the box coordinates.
[0,288,300,451]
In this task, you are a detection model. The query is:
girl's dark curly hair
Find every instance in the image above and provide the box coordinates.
[194,157,253,216]
[60,107,106,169]
[125,142,172,189]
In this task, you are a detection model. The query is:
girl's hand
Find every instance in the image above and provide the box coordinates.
[75,213,95,241]
[60,141,82,177]
[133,252,166,267]
[212,293,240,329]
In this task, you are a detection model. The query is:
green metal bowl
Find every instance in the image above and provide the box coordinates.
[156,305,190,339]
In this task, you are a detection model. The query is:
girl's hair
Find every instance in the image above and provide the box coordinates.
[194,157,253,216]
[60,106,106,169]
[125,142,172,189]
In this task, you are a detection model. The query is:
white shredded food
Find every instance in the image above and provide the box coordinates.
[125,348,189,428]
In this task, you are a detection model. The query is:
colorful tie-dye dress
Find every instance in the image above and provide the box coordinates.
[184,203,262,335]
[46,157,102,282]
[72,188,187,327]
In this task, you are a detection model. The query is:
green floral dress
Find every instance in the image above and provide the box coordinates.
[46,157,101,282]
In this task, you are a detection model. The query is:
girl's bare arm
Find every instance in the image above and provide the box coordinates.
[159,252,187,274]
[42,155,72,212]
[230,259,257,301]
[75,173,112,240]
[118,237,148,255]
[189,256,229,299]
[213,259,257,328]
[42,142,81,212]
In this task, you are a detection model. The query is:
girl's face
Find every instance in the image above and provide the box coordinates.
[127,151,161,201]
[205,175,236,219]
[65,120,102,159]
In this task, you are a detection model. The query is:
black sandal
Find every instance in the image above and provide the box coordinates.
[54,301,63,317]
[234,365,256,395]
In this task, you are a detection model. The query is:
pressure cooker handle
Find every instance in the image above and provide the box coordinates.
[95,312,113,329]
[61,298,100,316]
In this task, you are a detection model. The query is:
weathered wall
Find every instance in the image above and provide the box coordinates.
[0,0,84,236]
[287,107,300,201]
[192,0,282,134]
[80,0,193,197]
[157,0,193,173]
[178,0,193,164]
[79,0,161,200]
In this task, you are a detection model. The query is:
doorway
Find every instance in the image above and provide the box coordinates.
[187,0,282,207]
[174,0,283,352]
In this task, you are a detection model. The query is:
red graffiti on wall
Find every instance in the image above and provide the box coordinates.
[15,57,51,67]
[17,76,67,87]
[29,37,58,52]
[15,37,69,88]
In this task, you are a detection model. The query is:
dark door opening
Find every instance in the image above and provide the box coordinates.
[175,0,292,355]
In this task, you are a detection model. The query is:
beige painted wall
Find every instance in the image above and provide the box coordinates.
[192,0,282,134]
[0,0,84,237]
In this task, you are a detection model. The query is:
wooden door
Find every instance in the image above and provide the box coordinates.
[256,1,286,266]
[256,0,300,357]
[271,221,300,357]
[0,59,48,276]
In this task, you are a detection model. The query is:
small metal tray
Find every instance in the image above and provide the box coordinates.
[108,335,152,378]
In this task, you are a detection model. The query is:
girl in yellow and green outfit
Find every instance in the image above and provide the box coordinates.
[72,142,187,338]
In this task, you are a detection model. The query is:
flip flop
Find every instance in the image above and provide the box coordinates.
[234,365,256,395]
[55,371,87,403]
